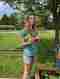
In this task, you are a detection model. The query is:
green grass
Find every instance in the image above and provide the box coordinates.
[0,51,23,77]
[0,32,16,49]
[0,30,56,77]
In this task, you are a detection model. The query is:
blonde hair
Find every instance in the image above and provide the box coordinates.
[22,15,38,30]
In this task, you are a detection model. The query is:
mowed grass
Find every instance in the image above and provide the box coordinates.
[0,51,23,77]
[0,32,16,49]
[0,30,56,77]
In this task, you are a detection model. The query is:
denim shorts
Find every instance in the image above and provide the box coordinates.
[56,59,60,68]
[23,55,34,64]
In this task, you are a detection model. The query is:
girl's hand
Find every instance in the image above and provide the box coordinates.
[24,34,32,42]
[32,36,40,44]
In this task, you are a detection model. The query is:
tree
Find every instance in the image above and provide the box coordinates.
[0,14,9,25]
[2,0,49,29]
[8,14,17,25]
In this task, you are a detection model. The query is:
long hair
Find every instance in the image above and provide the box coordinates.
[22,15,37,31]
[32,16,36,30]
[26,15,36,30]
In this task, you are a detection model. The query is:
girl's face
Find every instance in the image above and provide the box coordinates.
[24,20,29,27]
[28,15,35,26]
[24,20,32,31]
[24,15,35,31]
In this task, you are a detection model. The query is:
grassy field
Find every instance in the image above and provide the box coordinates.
[0,30,57,78]
[0,31,16,49]
[0,51,23,78]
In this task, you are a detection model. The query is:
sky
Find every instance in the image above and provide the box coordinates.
[0,1,16,16]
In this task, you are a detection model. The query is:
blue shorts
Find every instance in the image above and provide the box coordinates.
[23,55,35,64]
[23,47,37,56]
[23,46,38,64]
[23,49,36,64]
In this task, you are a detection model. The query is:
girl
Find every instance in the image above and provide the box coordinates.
[16,15,40,79]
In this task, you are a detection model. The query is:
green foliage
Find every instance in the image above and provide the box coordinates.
[0,14,17,25]
[37,39,55,64]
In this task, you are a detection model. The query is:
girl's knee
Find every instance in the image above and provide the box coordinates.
[22,71,29,79]
[24,71,29,75]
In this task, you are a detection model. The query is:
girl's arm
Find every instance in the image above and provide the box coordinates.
[32,31,41,43]
[16,33,32,47]
[23,35,32,45]
[16,33,24,47]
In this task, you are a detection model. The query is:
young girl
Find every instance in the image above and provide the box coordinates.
[16,15,40,79]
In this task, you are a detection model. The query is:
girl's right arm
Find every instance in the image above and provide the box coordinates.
[16,33,31,47]
[16,33,24,47]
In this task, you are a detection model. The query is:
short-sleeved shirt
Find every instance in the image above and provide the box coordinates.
[17,29,39,56]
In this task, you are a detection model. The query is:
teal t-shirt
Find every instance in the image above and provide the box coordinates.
[17,29,39,56]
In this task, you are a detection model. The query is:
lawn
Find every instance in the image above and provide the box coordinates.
[0,31,16,49]
[0,30,57,78]
[0,51,22,78]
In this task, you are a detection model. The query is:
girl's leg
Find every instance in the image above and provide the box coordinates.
[34,57,40,79]
[35,71,40,79]
[22,64,32,79]
[22,56,34,79]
